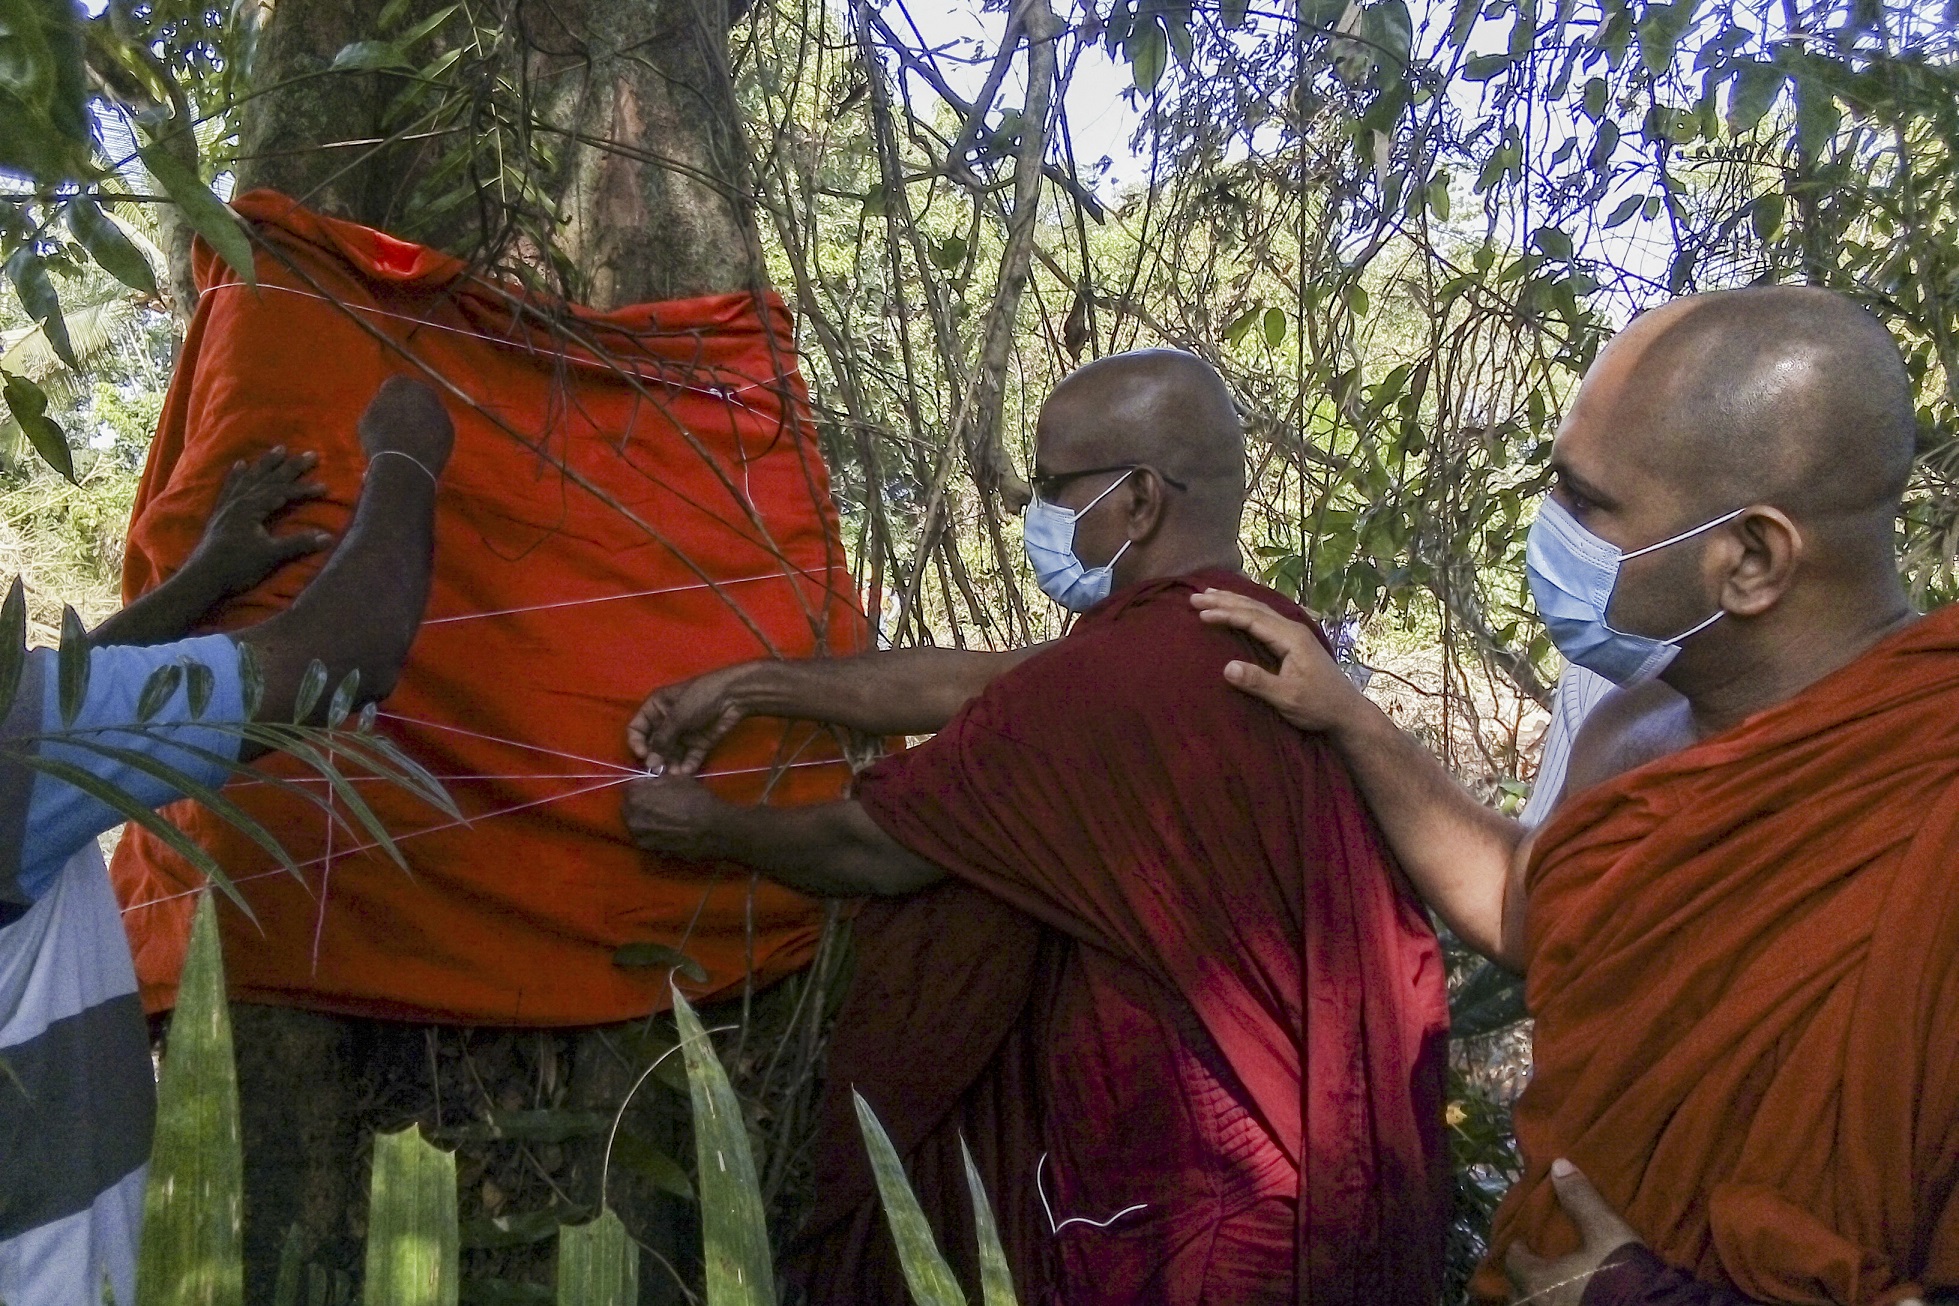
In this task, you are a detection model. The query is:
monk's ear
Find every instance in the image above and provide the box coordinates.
[1717,505,1802,617]
[1124,468,1172,541]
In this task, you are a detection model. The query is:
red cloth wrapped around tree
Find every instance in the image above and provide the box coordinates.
[113,192,867,1023]
[788,571,1452,1305]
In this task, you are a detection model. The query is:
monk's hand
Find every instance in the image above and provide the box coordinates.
[183,447,334,600]
[629,663,756,776]
[1190,589,1364,733]
[622,775,731,861]
[358,375,455,478]
[1505,1160,1642,1306]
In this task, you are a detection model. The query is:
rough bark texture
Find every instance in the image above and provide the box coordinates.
[221,1,764,1297]
[233,0,760,306]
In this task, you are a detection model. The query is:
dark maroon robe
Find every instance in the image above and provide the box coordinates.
[785,570,1450,1305]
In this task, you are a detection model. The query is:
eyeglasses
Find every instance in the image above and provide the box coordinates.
[1029,463,1190,502]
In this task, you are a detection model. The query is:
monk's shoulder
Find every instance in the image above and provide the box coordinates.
[1561,679,1695,799]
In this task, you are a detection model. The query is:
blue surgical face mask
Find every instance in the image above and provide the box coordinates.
[1526,496,1744,686]
[1023,471,1138,612]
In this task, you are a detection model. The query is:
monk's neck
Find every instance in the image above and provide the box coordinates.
[1682,603,1918,738]
[1126,540,1243,586]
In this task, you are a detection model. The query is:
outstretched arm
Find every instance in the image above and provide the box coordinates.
[231,376,452,729]
[90,448,333,648]
[629,644,1046,774]
[1191,588,1528,969]
[621,774,943,898]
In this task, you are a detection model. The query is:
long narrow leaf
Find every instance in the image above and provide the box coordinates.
[231,728,409,869]
[555,1209,637,1306]
[45,734,304,878]
[136,894,244,1306]
[671,983,773,1306]
[0,576,25,718]
[853,1091,966,1306]
[137,144,256,286]
[960,1139,1018,1306]
[56,605,89,726]
[66,195,159,295]
[363,1126,459,1306]
[12,751,252,916]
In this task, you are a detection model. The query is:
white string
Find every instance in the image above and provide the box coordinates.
[119,756,850,916]
[366,448,438,487]
[419,573,810,626]
[1035,1153,1148,1235]
[375,712,644,775]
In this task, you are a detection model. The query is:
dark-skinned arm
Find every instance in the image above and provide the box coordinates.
[621,774,944,898]
[228,377,453,750]
[89,448,333,648]
[629,645,1046,775]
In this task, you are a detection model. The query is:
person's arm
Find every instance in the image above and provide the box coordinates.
[1191,588,1528,968]
[90,448,333,648]
[628,644,1046,774]
[231,376,452,729]
[620,773,944,898]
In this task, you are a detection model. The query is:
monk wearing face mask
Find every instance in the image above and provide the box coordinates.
[618,350,1452,1305]
[1195,286,1959,1306]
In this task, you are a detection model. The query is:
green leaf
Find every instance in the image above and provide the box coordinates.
[929,236,968,271]
[1532,226,1574,260]
[854,1090,966,1306]
[672,982,774,1306]
[1426,176,1452,221]
[237,639,265,717]
[1603,194,1643,227]
[0,576,24,718]
[960,1139,1019,1306]
[611,1131,694,1202]
[1726,61,1783,134]
[56,605,88,727]
[137,663,185,723]
[1449,958,1527,1037]
[364,1126,459,1305]
[1582,76,1608,119]
[136,894,245,1306]
[1636,2,1689,75]
[1588,119,1620,169]
[556,1210,637,1306]
[1751,190,1785,241]
[1794,76,1840,160]
[612,942,709,983]
[1127,24,1167,92]
[2,369,75,481]
[332,39,408,70]
[139,144,256,286]
[185,657,215,718]
[1463,52,1514,81]
[326,669,361,728]
[292,658,329,723]
[65,197,158,296]
[438,1110,611,1145]
[4,246,76,368]
[1222,305,1262,347]
[394,4,459,49]
[1261,306,1287,348]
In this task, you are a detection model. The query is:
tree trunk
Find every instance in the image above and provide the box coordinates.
[222,3,763,1298]
[233,0,760,306]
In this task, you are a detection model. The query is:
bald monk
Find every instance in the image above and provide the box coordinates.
[619,350,1451,1304]
[1193,287,1959,1306]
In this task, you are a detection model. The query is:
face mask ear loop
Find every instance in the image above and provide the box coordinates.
[1621,507,1748,560]
[1067,468,1139,520]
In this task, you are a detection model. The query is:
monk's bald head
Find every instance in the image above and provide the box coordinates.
[1037,349,1246,510]
[1587,287,1914,527]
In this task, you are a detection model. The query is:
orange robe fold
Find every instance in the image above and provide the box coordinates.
[1476,606,1959,1305]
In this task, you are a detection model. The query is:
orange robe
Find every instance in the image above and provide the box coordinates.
[1477,606,1959,1305]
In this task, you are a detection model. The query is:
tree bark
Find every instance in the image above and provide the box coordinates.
[233,0,761,305]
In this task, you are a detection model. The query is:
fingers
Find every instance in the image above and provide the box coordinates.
[1503,1240,1549,1291]
[675,704,743,777]
[1547,1160,1638,1247]
[268,528,334,562]
[1192,590,1316,658]
[1222,659,1288,704]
